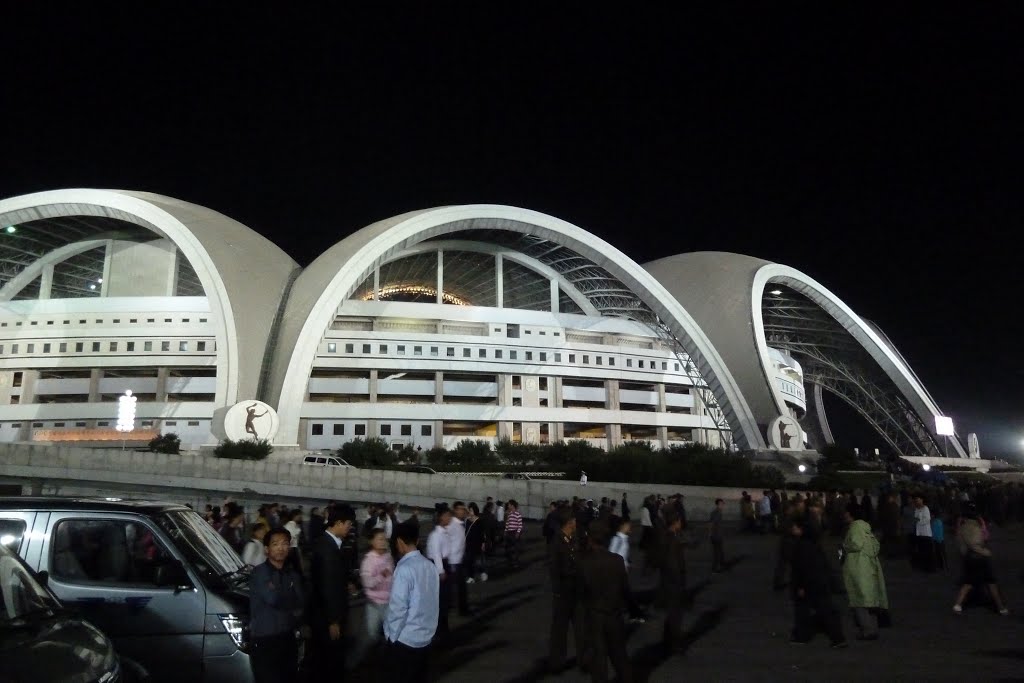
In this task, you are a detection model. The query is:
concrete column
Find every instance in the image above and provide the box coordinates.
[39,265,54,300]
[19,370,38,404]
[368,419,379,441]
[553,377,564,408]
[691,387,705,444]
[657,383,667,411]
[369,370,378,403]
[156,367,169,402]
[523,423,540,444]
[436,250,444,304]
[605,379,620,410]
[550,278,559,312]
[434,372,443,403]
[434,420,443,449]
[496,254,504,308]
[658,426,669,449]
[498,421,513,440]
[373,266,380,301]
[88,369,103,402]
[100,240,113,297]
[608,424,622,449]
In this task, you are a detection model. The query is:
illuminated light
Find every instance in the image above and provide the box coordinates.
[798,464,807,473]
[362,284,470,306]
[89,284,97,290]
[4,225,16,233]
[922,464,931,471]
[769,289,782,295]
[104,497,122,502]
[97,277,103,283]
[116,389,137,433]
[935,416,955,436]
[0,534,15,546]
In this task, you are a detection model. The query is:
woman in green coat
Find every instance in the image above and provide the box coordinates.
[842,504,889,640]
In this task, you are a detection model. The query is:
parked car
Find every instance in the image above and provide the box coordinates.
[502,472,533,481]
[0,497,255,683]
[0,537,126,683]
[302,454,355,468]
[401,465,437,475]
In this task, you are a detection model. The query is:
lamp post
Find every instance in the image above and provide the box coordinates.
[116,389,137,452]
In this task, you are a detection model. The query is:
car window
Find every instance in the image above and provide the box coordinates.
[316,457,326,464]
[303,456,315,464]
[327,458,340,466]
[0,545,59,622]
[51,519,172,586]
[0,519,27,553]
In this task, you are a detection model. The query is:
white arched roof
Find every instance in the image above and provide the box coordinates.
[0,189,299,408]
[267,205,762,448]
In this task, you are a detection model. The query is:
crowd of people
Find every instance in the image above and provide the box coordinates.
[196,478,1023,682]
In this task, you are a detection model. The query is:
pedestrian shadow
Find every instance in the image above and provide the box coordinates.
[431,640,510,680]
[719,553,748,572]
[500,656,551,683]
[628,605,727,683]
[684,578,711,606]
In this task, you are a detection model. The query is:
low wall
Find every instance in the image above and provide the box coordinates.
[0,444,756,521]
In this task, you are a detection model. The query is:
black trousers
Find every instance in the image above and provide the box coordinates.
[549,592,587,668]
[250,632,298,683]
[711,538,725,572]
[310,623,346,679]
[438,565,451,635]
[662,585,685,649]
[792,591,845,644]
[453,563,470,614]
[388,640,431,683]
[587,611,633,683]
[505,533,521,567]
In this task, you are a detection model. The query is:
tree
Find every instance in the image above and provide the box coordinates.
[148,432,181,454]
[214,438,273,460]
[338,437,395,468]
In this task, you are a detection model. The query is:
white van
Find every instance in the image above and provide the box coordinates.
[301,455,355,468]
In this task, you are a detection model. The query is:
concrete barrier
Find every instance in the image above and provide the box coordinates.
[0,444,765,521]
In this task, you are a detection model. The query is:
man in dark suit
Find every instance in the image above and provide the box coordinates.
[548,506,587,674]
[660,510,687,653]
[309,505,355,677]
[580,526,634,683]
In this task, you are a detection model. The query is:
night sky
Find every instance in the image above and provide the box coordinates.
[3,7,1022,456]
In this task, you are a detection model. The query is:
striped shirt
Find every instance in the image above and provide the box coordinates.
[505,509,523,534]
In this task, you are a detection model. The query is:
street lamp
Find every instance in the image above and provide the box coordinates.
[116,389,136,451]
[798,464,807,473]
[922,464,931,472]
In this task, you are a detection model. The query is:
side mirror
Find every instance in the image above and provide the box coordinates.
[154,560,192,591]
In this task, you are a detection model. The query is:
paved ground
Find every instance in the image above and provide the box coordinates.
[346,520,1024,682]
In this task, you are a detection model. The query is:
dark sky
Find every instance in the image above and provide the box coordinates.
[3,6,1023,456]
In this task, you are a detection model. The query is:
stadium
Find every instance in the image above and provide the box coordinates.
[0,189,967,464]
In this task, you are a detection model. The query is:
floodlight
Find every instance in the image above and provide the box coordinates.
[935,416,955,436]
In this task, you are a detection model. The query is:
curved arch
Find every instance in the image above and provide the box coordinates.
[382,239,600,315]
[751,264,966,457]
[0,189,298,409]
[271,205,762,448]
[0,238,108,301]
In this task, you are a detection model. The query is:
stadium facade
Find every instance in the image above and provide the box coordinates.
[0,189,967,460]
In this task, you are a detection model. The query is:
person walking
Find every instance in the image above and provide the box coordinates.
[788,519,847,648]
[449,501,470,616]
[309,506,355,676]
[620,493,630,522]
[464,502,487,583]
[841,504,888,640]
[660,510,688,653]
[504,500,524,570]
[912,494,934,572]
[349,528,394,668]
[708,498,726,573]
[953,505,1010,615]
[549,506,587,674]
[580,526,635,683]
[242,523,269,567]
[580,471,588,487]
[426,505,452,638]
[284,509,304,576]
[249,528,304,683]
[385,521,440,683]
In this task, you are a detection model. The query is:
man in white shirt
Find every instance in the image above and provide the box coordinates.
[912,494,934,571]
[284,510,304,575]
[580,471,588,487]
[449,502,471,616]
[758,491,773,533]
[426,506,452,638]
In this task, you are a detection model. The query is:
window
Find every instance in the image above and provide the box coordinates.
[54,422,65,427]
[26,344,34,353]
[354,424,366,436]
[50,519,172,585]
[539,331,546,336]
[609,357,615,367]
[110,342,118,352]
[662,362,668,370]
[583,355,589,364]
[147,319,154,323]
[0,345,4,354]
[539,352,547,362]
[463,348,471,358]
[196,342,205,352]
[362,344,371,354]
[554,353,561,362]
[75,422,86,427]
[539,378,548,390]
[187,421,200,427]
[525,330,532,335]
[59,343,67,353]
[11,344,18,354]
[46,320,53,325]
[161,342,170,352]
[97,320,104,324]
[379,344,387,354]
[569,354,576,363]
[380,425,392,436]
[144,341,153,352]
[510,350,518,360]
[10,395,19,404]
[596,357,603,366]
[130,319,137,323]
[447,347,455,357]
[495,350,503,359]
[164,318,172,323]
[430,346,438,356]
[421,425,432,436]
[638,360,645,369]
[30,321,37,326]
[479,349,486,358]
[0,519,27,552]
[414,346,422,356]
[92,342,101,352]
[311,423,324,436]
[181,319,189,324]
[164,421,176,426]
[525,351,533,361]
[333,424,345,436]
[200,318,207,323]
[401,424,412,436]
[554,332,561,336]
[43,343,51,353]
[113,319,121,324]
[76,342,84,352]
[627,359,633,368]
[141,421,153,427]
[345,343,354,353]
[397,345,406,355]
[674,363,680,371]
[327,343,336,353]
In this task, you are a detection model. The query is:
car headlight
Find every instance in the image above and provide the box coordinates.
[218,614,249,651]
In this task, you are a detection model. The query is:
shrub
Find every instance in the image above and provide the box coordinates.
[338,437,395,468]
[214,438,273,460]
[447,439,499,469]
[148,432,181,454]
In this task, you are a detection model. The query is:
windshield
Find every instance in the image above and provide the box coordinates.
[0,546,60,623]
[155,510,245,581]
